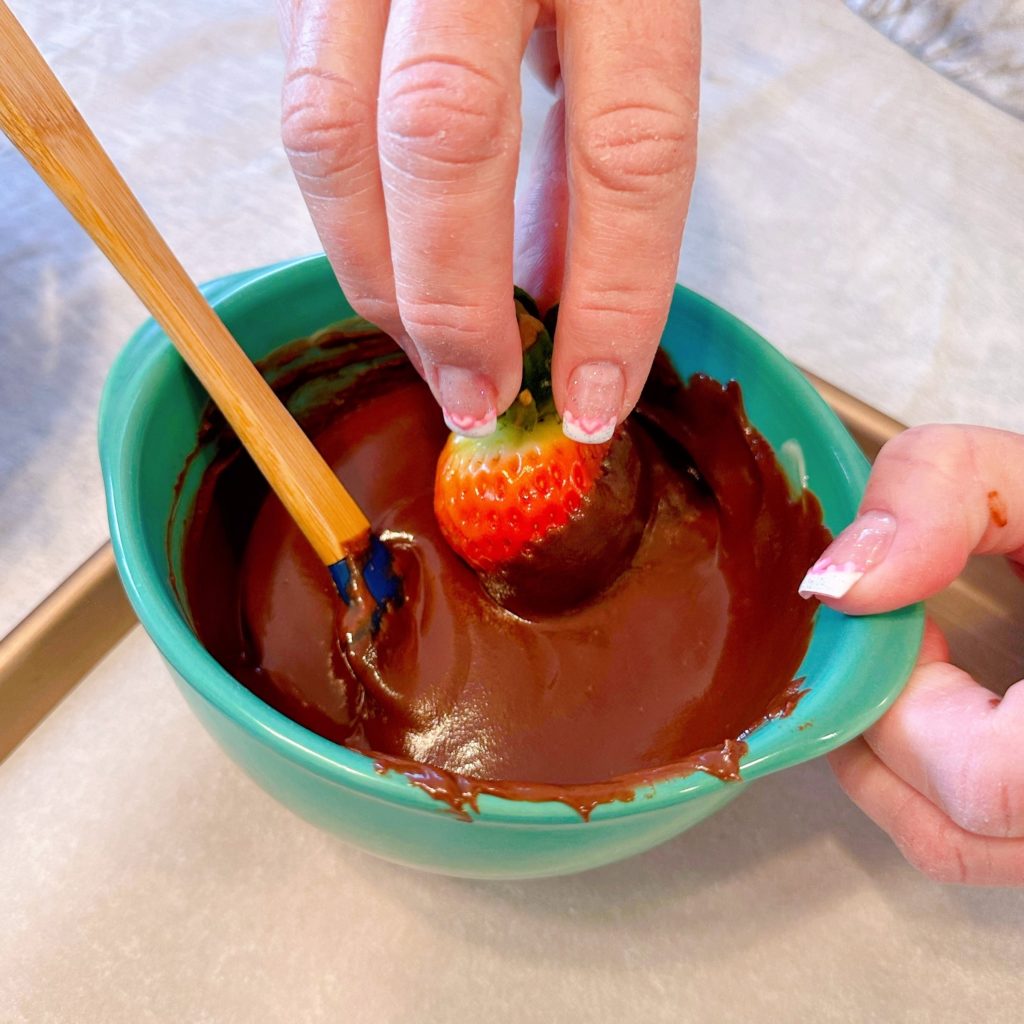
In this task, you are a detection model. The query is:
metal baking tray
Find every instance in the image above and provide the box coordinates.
[1,373,1019,763]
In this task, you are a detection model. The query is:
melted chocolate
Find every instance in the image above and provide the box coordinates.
[480,426,653,617]
[179,335,830,819]
[988,490,1008,529]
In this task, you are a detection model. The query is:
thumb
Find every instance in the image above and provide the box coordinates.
[800,425,1024,614]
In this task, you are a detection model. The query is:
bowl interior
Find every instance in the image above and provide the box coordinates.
[99,254,924,824]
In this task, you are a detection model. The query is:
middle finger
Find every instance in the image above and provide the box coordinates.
[378,0,531,433]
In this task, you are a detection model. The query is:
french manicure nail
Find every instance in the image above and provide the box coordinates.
[799,510,897,599]
[436,365,497,438]
[562,361,625,445]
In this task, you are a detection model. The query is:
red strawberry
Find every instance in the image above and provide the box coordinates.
[434,294,613,574]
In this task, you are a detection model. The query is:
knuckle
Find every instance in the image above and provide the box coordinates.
[947,756,1024,838]
[379,57,513,176]
[281,66,377,187]
[903,839,971,884]
[891,806,972,883]
[398,296,501,355]
[574,98,694,197]
[875,426,970,490]
[880,424,944,455]
[571,284,670,349]
[879,425,966,466]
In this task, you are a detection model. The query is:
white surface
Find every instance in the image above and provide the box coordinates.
[0,0,320,636]
[2,0,1024,635]
[2,627,1023,1024]
[848,0,1024,119]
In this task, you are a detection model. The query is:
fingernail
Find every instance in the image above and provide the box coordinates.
[799,510,897,599]
[436,365,497,438]
[562,361,624,445]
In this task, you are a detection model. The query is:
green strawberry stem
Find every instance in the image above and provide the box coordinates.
[508,289,556,432]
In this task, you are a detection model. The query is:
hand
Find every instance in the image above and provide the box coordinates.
[799,425,1024,885]
[277,0,700,442]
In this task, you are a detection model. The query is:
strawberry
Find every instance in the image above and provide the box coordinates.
[434,292,613,573]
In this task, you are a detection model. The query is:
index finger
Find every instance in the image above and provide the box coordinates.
[377,0,531,432]
[552,0,700,443]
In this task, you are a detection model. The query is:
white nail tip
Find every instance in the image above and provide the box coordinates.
[562,413,615,445]
[444,411,497,439]
[798,568,864,600]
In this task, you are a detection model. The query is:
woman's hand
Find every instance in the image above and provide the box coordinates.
[799,425,1024,885]
[277,0,700,442]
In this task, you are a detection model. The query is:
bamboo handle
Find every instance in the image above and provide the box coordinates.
[0,2,369,566]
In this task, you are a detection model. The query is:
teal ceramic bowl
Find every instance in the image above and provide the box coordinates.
[99,254,923,879]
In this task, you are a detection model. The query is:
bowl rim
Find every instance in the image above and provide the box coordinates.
[99,253,924,826]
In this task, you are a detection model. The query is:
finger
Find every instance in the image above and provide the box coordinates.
[800,425,1024,610]
[918,616,951,666]
[525,25,560,90]
[552,0,700,444]
[862,657,1024,838]
[378,0,531,432]
[830,740,1024,885]
[830,740,1024,886]
[514,93,567,313]
[280,0,423,373]
[865,618,1024,840]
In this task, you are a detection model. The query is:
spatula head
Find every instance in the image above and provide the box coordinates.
[328,535,401,634]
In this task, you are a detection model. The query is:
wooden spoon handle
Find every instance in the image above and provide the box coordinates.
[0,2,369,565]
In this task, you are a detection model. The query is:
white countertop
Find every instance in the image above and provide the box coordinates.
[2,1,1024,1019]
[3,628,1022,1023]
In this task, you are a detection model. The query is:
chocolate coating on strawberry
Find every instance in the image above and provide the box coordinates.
[481,424,652,617]
[433,293,649,613]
